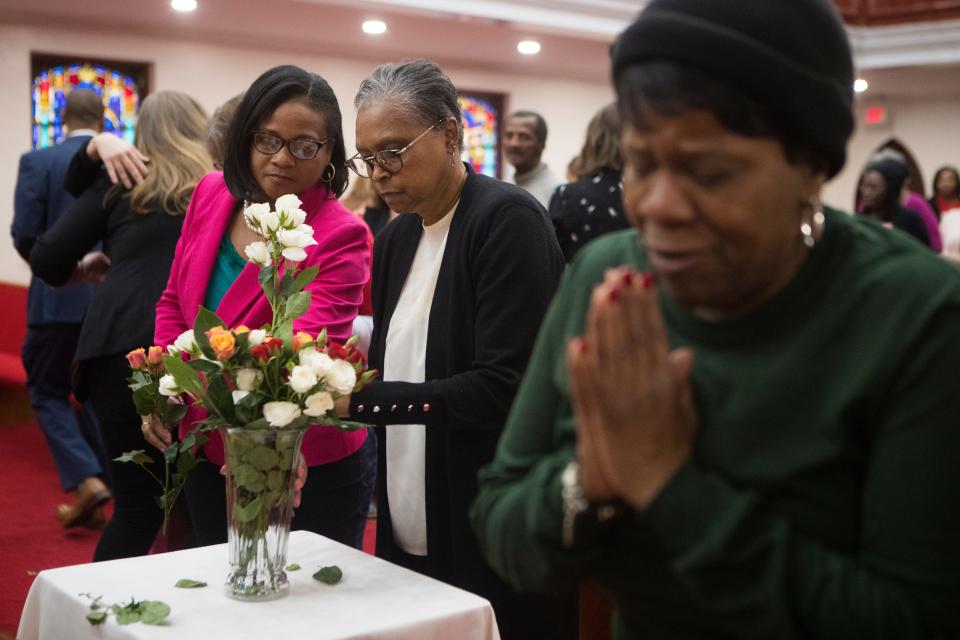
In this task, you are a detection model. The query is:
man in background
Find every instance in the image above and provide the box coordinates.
[11,88,111,529]
[503,110,561,208]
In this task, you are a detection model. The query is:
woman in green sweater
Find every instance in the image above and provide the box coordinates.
[471,1,960,638]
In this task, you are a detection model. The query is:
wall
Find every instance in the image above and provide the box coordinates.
[822,95,960,211]
[0,21,613,286]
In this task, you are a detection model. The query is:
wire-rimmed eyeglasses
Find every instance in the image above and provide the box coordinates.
[346,119,447,178]
[252,130,329,161]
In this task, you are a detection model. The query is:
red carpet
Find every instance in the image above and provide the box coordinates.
[0,422,376,637]
[0,422,105,636]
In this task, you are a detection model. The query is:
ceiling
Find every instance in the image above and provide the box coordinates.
[3,0,960,94]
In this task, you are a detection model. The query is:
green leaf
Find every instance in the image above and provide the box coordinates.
[284,291,310,322]
[259,265,276,303]
[279,269,296,298]
[276,319,293,356]
[86,611,107,626]
[248,446,280,471]
[115,606,141,625]
[163,354,207,403]
[267,469,285,491]
[232,496,263,523]
[205,372,237,425]
[193,306,226,360]
[139,601,171,625]
[130,383,158,416]
[285,563,301,571]
[234,464,266,492]
[243,417,270,430]
[293,265,319,293]
[312,566,343,585]
[163,443,179,463]
[114,449,155,466]
[187,359,223,376]
[176,448,200,476]
[174,579,207,589]
[162,402,189,426]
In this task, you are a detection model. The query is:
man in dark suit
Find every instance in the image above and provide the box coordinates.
[11,89,112,529]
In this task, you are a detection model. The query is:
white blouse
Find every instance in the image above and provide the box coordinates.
[383,205,456,556]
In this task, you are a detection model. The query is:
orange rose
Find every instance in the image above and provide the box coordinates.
[234,325,250,335]
[126,348,147,370]
[205,326,236,361]
[292,331,314,352]
[147,345,164,367]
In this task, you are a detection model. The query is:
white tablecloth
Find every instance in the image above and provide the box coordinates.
[18,530,500,640]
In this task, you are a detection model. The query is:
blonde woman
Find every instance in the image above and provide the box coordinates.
[30,91,211,561]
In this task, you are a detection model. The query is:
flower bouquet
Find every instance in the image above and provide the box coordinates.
[123,194,375,601]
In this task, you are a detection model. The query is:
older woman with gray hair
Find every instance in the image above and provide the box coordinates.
[337,59,567,638]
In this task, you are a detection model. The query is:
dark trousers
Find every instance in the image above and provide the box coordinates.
[22,324,106,492]
[184,431,376,549]
[83,354,165,561]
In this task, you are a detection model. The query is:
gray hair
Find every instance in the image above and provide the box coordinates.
[354,59,464,149]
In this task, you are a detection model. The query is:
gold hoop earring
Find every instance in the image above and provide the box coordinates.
[321,163,336,183]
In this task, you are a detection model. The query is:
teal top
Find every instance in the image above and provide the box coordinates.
[203,234,247,312]
[471,208,960,639]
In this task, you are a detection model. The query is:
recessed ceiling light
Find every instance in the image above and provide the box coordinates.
[171,0,197,12]
[517,40,541,55]
[362,20,387,35]
[854,78,869,93]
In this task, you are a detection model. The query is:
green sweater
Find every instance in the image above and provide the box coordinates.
[471,208,960,639]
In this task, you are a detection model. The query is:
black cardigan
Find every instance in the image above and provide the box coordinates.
[351,166,565,624]
[29,142,185,366]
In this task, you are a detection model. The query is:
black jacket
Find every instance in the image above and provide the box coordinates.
[351,166,565,632]
[29,141,184,366]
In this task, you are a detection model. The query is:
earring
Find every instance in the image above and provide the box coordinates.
[800,199,825,249]
[321,163,336,183]
[449,150,456,167]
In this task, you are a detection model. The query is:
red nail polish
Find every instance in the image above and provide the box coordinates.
[608,287,620,303]
[622,271,633,286]
[640,272,654,290]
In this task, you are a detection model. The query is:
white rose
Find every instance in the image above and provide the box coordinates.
[327,359,357,395]
[158,374,180,397]
[274,194,302,213]
[289,365,318,394]
[232,389,250,404]
[277,228,317,252]
[262,401,302,428]
[168,329,197,355]
[243,202,271,234]
[284,208,307,228]
[299,348,334,378]
[281,247,307,262]
[248,329,267,347]
[244,241,273,267]
[235,368,263,391]
[303,391,334,417]
[258,210,281,235]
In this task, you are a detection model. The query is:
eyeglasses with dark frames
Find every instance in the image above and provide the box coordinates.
[251,130,329,161]
[346,118,449,178]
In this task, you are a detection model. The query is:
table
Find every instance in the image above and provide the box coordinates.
[18,530,500,640]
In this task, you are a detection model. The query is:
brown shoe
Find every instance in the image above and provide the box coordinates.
[56,477,111,529]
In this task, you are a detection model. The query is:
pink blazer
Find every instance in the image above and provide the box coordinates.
[155,172,370,466]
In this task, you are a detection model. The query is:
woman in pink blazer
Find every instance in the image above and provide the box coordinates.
[151,66,374,548]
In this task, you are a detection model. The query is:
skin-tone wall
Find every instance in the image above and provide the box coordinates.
[822,95,960,212]
[0,21,613,285]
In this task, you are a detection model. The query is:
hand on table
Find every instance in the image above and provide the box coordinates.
[567,266,698,510]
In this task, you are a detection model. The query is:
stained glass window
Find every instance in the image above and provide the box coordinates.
[32,63,140,150]
[459,94,500,178]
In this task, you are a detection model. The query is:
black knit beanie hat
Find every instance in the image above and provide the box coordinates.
[866,158,909,198]
[611,0,855,178]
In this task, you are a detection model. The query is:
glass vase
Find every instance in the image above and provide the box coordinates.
[221,425,307,602]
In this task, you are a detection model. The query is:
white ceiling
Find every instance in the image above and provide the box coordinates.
[3,0,960,94]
